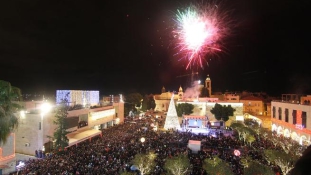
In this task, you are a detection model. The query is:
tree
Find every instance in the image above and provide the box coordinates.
[176,103,194,117]
[264,149,297,175]
[141,94,155,111]
[124,93,143,115]
[230,122,247,141]
[244,118,260,127]
[244,160,275,175]
[239,126,255,144]
[246,134,256,146]
[120,172,135,175]
[131,151,157,175]
[230,121,245,129]
[164,154,191,175]
[210,103,235,122]
[53,99,70,151]
[259,127,273,141]
[0,80,22,144]
[240,156,252,169]
[203,156,234,175]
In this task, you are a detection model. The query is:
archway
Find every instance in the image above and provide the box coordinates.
[291,132,298,141]
[299,135,308,146]
[277,126,283,135]
[272,124,277,132]
[283,129,290,138]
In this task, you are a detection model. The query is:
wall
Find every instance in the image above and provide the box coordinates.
[271,101,311,145]
[15,112,56,156]
[0,133,15,164]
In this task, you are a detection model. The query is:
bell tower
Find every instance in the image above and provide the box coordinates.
[161,86,166,93]
[178,85,183,101]
[205,75,212,97]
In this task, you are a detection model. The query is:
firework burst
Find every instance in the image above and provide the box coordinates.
[174,2,229,70]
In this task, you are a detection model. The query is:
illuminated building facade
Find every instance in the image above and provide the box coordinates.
[56,90,100,107]
[224,93,240,102]
[154,88,181,112]
[177,100,243,123]
[271,94,311,145]
[240,96,265,115]
[157,76,243,125]
[0,91,124,167]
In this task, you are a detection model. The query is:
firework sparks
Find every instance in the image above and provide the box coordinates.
[174,3,227,69]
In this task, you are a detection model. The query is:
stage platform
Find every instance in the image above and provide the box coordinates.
[178,127,233,137]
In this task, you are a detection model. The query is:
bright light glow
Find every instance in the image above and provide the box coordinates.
[56,90,99,106]
[235,115,244,121]
[234,149,241,156]
[115,118,120,124]
[16,161,25,169]
[119,94,124,102]
[140,137,145,143]
[164,94,181,130]
[20,111,25,119]
[40,103,51,115]
[173,3,230,70]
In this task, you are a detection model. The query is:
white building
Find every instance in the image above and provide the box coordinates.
[271,94,311,145]
[177,99,243,123]
[0,90,124,172]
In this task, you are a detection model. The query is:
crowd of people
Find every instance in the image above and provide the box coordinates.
[11,117,305,175]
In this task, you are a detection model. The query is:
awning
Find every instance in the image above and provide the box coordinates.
[66,129,101,147]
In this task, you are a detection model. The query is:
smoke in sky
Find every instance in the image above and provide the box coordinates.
[183,80,202,99]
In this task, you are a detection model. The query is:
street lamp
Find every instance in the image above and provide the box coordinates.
[38,102,52,153]
[41,103,52,116]
[140,137,145,146]
[140,137,145,143]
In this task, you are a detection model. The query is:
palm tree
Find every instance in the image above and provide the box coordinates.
[0,80,22,144]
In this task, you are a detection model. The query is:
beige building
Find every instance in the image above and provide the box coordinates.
[154,86,182,112]
[271,94,311,145]
[177,100,243,124]
[155,75,243,121]
[240,96,265,115]
[224,93,240,102]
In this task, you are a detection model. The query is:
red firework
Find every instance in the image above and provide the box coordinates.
[174,2,229,70]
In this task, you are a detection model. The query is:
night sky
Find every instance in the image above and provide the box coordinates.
[1,0,310,97]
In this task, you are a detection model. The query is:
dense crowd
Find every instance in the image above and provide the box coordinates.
[12,117,298,175]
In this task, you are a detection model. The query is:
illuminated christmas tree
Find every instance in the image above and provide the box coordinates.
[164,93,181,130]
